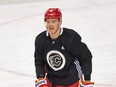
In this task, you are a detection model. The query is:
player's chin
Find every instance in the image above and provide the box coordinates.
[49,30,56,34]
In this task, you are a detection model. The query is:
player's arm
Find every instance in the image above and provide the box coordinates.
[35,47,47,87]
[34,36,46,79]
[74,38,94,86]
[34,47,45,79]
[67,32,94,86]
[68,32,92,80]
[34,37,47,87]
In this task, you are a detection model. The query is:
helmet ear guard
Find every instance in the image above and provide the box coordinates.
[44,8,62,19]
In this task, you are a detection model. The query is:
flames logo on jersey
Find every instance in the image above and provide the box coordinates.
[46,50,66,71]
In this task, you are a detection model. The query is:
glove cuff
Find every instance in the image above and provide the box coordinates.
[35,79,47,87]
[80,83,94,87]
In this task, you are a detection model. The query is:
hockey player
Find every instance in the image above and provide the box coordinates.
[34,8,94,87]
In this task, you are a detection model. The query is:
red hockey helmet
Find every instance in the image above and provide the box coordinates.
[44,8,62,19]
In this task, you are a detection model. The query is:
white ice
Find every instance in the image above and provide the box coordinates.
[0,0,116,87]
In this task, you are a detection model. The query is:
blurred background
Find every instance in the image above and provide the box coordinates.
[0,0,116,87]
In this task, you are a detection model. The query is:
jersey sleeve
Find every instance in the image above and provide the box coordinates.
[34,36,45,79]
[68,32,92,80]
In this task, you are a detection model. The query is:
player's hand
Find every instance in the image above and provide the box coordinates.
[35,78,48,87]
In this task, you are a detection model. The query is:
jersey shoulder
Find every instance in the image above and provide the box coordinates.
[63,27,82,40]
[35,30,47,45]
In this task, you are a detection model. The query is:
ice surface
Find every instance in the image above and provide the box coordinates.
[0,0,116,87]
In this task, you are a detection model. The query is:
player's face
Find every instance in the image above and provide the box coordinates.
[45,18,62,35]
